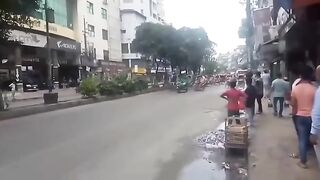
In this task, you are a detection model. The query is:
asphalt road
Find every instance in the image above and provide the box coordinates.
[0,86,227,180]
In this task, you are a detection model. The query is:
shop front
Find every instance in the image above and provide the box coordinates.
[1,30,81,91]
[48,37,81,88]
[100,61,128,80]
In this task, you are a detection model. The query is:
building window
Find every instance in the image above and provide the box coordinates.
[121,43,129,53]
[32,10,43,19]
[87,1,94,14]
[102,29,108,40]
[103,50,109,61]
[130,43,137,53]
[123,0,133,3]
[121,29,126,33]
[88,24,95,37]
[88,42,95,59]
[101,8,107,19]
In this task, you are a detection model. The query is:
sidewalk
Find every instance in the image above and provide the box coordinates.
[10,88,82,108]
[249,106,320,180]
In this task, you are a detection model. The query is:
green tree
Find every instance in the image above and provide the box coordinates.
[132,23,214,74]
[0,0,40,42]
[132,22,178,73]
[177,27,212,73]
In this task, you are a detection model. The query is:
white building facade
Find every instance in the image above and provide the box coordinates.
[120,0,165,69]
[75,0,122,62]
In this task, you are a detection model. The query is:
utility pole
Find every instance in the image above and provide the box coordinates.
[43,0,58,104]
[83,18,88,56]
[246,0,254,69]
[45,0,52,92]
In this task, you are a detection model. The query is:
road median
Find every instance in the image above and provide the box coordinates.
[0,87,166,120]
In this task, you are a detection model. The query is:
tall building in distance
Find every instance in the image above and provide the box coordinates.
[76,0,122,63]
[120,0,165,70]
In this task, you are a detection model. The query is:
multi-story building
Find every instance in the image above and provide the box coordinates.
[76,0,124,79]
[1,0,81,91]
[120,0,165,71]
[76,0,122,63]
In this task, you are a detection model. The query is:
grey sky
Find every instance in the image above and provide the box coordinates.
[163,0,246,53]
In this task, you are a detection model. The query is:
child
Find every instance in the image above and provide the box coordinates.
[221,79,246,116]
[245,78,256,126]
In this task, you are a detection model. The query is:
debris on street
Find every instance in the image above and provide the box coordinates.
[195,129,225,149]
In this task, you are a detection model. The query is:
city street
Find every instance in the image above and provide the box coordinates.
[0,86,228,180]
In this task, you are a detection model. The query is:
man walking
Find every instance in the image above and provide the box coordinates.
[291,66,316,168]
[262,69,271,98]
[310,65,320,168]
[271,73,289,117]
[255,72,264,114]
[245,78,256,126]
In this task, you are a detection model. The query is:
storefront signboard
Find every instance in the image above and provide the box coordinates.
[8,30,47,48]
[49,38,81,53]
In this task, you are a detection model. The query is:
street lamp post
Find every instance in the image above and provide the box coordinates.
[43,0,58,104]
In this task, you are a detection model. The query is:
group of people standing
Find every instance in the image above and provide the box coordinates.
[220,70,265,126]
[221,66,320,169]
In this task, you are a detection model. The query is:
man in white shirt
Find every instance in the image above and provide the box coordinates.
[262,69,271,98]
[271,73,290,117]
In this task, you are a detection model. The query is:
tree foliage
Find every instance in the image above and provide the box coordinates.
[132,23,214,74]
[0,0,40,42]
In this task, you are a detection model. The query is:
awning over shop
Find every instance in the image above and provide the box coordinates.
[273,0,320,9]
[284,21,320,52]
[257,38,280,62]
[293,0,320,9]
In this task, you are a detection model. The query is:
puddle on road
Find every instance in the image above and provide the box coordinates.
[178,150,225,180]
[178,123,248,180]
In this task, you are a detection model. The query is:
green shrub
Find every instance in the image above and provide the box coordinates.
[114,75,128,85]
[134,79,148,91]
[80,78,98,97]
[98,80,123,96]
[122,80,136,93]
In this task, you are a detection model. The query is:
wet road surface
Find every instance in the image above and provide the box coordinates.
[0,86,246,180]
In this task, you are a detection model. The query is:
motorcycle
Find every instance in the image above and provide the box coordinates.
[176,78,188,93]
[194,76,206,91]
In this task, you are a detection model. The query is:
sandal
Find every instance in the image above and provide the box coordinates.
[297,162,308,169]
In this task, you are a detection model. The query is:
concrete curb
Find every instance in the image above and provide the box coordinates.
[0,87,166,121]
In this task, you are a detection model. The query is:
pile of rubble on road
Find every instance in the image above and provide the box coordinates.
[195,129,225,149]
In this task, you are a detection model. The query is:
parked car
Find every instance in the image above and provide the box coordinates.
[23,80,38,92]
